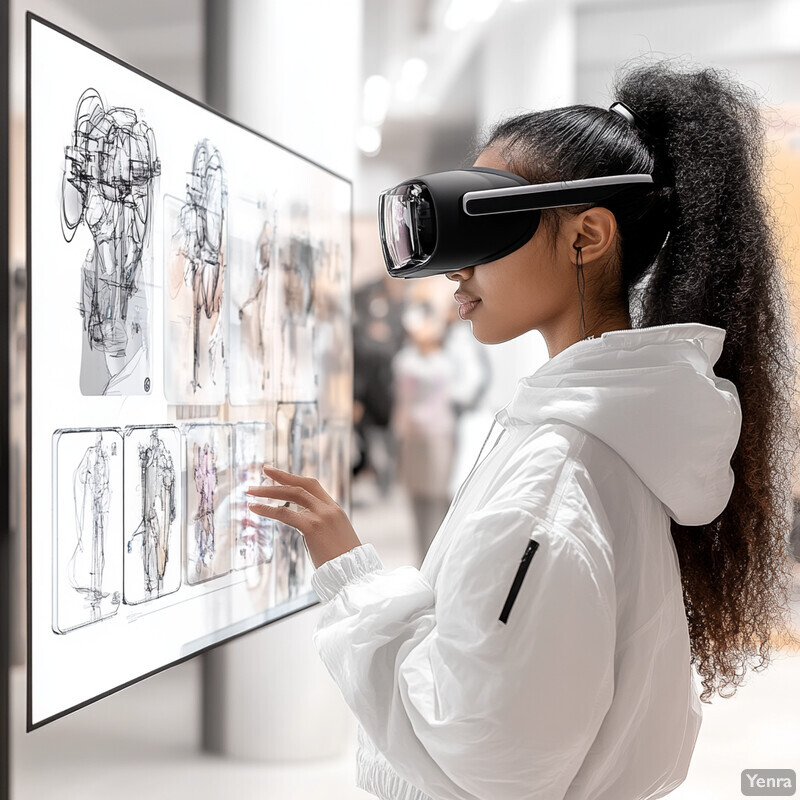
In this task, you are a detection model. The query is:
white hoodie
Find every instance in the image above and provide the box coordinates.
[311,322,743,800]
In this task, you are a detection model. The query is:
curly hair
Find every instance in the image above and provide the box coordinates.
[478,56,800,703]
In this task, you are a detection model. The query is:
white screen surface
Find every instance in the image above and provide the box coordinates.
[28,15,353,729]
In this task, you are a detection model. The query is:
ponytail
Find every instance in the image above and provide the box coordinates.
[481,56,800,702]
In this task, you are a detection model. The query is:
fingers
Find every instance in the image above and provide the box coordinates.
[246,483,320,512]
[247,500,306,532]
[262,464,329,502]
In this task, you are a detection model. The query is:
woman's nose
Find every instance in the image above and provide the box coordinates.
[445,267,472,281]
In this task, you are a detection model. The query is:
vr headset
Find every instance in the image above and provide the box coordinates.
[378,167,655,279]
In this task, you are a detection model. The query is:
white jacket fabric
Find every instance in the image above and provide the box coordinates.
[310,322,742,800]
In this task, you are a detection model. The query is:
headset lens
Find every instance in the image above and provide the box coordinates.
[380,182,437,270]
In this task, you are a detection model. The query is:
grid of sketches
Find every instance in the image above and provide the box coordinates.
[274,402,318,603]
[184,423,233,584]
[52,428,124,633]
[277,202,317,401]
[31,15,353,731]
[60,88,161,397]
[232,421,276,572]
[164,139,228,404]
[229,196,277,405]
[123,425,182,604]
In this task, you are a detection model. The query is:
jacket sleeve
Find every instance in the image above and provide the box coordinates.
[311,503,617,800]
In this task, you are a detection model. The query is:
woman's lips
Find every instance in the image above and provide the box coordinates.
[458,298,481,319]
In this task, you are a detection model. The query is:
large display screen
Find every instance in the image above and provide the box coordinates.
[27,14,353,730]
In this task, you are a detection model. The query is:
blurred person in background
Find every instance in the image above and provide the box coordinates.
[391,300,456,562]
[352,272,406,495]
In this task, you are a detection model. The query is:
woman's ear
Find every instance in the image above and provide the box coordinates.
[571,207,618,264]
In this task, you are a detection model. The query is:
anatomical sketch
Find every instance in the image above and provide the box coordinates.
[123,426,182,604]
[232,421,275,572]
[60,88,160,396]
[184,423,232,584]
[274,402,318,603]
[53,429,123,634]
[229,196,277,404]
[165,139,228,404]
[278,202,317,400]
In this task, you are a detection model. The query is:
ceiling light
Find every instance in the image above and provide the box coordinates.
[356,125,382,156]
[363,74,391,126]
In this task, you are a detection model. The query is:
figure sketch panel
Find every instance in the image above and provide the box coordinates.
[53,428,123,633]
[123,425,182,604]
[229,196,277,405]
[232,421,276,575]
[164,139,228,404]
[276,202,317,401]
[184,423,233,585]
[274,402,318,604]
[60,88,160,396]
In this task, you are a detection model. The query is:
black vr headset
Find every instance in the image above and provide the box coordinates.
[378,167,655,279]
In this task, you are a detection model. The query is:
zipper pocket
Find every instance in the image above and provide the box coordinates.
[499,538,539,624]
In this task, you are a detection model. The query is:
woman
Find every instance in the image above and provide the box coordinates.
[392,300,457,561]
[247,59,800,800]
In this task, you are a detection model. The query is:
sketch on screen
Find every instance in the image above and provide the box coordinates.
[123,426,182,604]
[185,423,232,584]
[60,88,160,396]
[238,204,276,397]
[53,429,123,634]
[312,242,353,419]
[278,202,317,400]
[233,421,275,572]
[274,403,318,602]
[165,139,227,404]
[319,418,350,516]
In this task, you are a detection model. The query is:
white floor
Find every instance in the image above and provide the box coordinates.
[9,472,800,799]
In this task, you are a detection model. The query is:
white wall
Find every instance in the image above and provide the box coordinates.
[227,0,363,181]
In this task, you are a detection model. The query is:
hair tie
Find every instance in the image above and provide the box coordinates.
[608,101,650,137]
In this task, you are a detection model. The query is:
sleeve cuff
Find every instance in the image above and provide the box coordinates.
[311,542,384,603]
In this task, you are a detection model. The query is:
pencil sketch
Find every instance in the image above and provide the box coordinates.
[53,429,123,634]
[185,423,232,584]
[233,421,275,572]
[123,426,182,604]
[60,88,160,396]
[230,196,277,404]
[312,241,353,419]
[278,202,317,400]
[165,139,228,404]
[274,403,318,602]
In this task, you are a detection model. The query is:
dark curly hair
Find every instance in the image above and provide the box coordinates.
[478,56,800,703]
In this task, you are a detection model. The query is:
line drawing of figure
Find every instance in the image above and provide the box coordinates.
[238,202,277,393]
[60,87,160,396]
[68,431,121,623]
[276,403,317,599]
[193,441,217,574]
[175,139,227,394]
[234,423,275,570]
[280,202,316,398]
[127,429,177,601]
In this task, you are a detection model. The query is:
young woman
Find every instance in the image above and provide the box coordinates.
[247,59,800,800]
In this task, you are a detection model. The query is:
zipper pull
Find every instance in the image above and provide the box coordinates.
[499,538,540,624]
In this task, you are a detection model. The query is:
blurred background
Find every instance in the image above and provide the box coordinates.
[4,0,800,798]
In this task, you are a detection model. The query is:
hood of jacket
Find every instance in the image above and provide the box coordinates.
[494,322,743,526]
